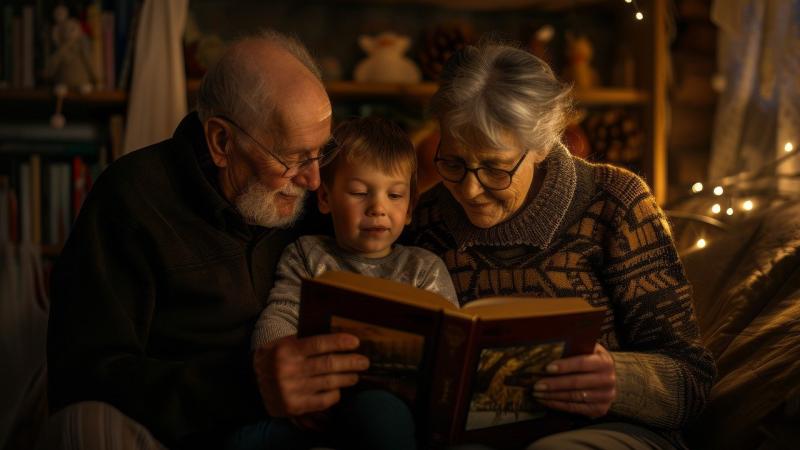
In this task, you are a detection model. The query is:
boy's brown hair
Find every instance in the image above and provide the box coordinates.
[321,116,418,206]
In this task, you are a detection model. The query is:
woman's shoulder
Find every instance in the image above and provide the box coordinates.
[580,159,655,208]
[412,184,450,226]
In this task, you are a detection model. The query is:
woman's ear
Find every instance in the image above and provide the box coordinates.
[317,182,332,214]
[204,117,231,168]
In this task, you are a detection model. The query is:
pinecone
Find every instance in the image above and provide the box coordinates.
[418,23,474,81]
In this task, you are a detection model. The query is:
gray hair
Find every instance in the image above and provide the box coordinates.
[196,29,322,130]
[430,42,573,162]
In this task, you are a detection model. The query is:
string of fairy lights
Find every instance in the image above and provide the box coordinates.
[676,140,797,250]
[624,0,645,21]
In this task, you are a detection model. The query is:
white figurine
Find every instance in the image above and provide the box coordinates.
[354,32,422,84]
[45,5,97,94]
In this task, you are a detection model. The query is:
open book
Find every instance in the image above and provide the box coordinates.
[298,271,605,449]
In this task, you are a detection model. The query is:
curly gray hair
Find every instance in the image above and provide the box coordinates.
[430,42,572,162]
[196,29,322,130]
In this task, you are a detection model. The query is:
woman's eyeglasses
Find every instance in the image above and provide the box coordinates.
[433,146,528,191]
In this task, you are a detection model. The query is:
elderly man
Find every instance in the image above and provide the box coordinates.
[41,31,369,449]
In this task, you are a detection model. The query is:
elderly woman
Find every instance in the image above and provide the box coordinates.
[408,43,715,450]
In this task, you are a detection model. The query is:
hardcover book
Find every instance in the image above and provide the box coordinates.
[298,271,605,449]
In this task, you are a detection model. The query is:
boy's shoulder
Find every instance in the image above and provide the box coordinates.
[392,243,448,268]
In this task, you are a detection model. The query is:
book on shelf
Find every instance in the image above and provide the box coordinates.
[298,271,605,449]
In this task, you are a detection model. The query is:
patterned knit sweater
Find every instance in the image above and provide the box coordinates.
[407,144,716,448]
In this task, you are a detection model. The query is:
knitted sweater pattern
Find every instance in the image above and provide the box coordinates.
[409,145,715,448]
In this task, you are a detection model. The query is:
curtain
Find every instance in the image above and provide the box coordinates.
[709,0,800,193]
[122,0,189,154]
[0,184,48,449]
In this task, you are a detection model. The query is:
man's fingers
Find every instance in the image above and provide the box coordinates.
[303,373,360,393]
[302,352,369,376]
[294,333,360,357]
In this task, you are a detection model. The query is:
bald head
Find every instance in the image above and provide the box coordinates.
[196,30,330,133]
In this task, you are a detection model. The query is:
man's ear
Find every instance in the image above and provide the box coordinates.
[204,117,232,168]
[317,182,332,214]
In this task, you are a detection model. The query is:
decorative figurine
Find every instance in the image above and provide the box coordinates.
[562,33,599,89]
[354,32,421,84]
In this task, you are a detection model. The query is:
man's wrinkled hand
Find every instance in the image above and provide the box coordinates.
[253,333,369,417]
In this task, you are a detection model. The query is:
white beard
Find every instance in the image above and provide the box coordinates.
[235,180,307,228]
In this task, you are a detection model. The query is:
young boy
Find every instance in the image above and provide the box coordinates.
[236,117,457,450]
[252,116,457,347]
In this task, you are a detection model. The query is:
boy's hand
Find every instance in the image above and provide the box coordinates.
[531,343,616,419]
[253,333,369,417]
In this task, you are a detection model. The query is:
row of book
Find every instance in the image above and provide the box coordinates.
[0,0,140,91]
[1,154,100,246]
[0,117,119,247]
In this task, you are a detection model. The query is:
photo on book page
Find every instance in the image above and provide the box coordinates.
[465,341,565,431]
[330,315,425,405]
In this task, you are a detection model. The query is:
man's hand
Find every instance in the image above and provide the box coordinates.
[253,333,369,417]
[532,343,616,419]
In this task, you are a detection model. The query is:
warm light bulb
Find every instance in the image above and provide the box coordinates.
[742,200,754,211]
[625,0,632,3]
[691,182,704,193]
[786,142,794,152]
[711,204,721,214]
[635,12,644,20]
[713,186,724,196]
[726,207,734,216]
[696,239,707,249]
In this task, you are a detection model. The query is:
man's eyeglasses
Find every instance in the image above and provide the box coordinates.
[433,145,529,191]
[216,115,339,178]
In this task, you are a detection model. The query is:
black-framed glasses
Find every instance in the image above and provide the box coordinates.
[434,145,529,191]
[216,115,339,178]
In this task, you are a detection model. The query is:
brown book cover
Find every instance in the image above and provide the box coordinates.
[297,271,605,449]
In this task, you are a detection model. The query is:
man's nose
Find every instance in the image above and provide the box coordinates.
[292,163,320,191]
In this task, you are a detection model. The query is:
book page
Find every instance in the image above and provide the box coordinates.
[463,297,597,320]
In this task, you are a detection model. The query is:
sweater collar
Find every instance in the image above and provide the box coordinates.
[437,143,577,251]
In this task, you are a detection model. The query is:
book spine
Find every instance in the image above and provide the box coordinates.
[30,155,41,244]
[87,2,104,89]
[2,5,12,85]
[102,11,115,91]
[11,13,21,88]
[21,5,34,88]
[428,312,477,446]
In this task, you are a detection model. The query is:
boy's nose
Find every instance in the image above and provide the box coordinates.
[367,200,386,216]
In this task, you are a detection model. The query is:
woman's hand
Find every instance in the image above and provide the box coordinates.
[532,343,616,419]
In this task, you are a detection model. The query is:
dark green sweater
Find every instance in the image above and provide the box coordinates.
[47,113,298,447]
[408,144,716,448]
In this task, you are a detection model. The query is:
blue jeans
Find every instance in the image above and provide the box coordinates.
[226,389,416,450]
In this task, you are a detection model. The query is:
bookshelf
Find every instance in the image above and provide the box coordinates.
[0,0,670,257]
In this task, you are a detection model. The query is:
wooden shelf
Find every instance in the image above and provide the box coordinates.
[2,82,648,108]
[572,88,649,105]
[0,88,127,106]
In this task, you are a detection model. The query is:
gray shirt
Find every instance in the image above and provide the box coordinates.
[252,235,458,348]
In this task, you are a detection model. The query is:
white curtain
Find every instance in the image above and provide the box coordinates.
[0,185,48,448]
[123,0,189,154]
[709,0,800,193]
